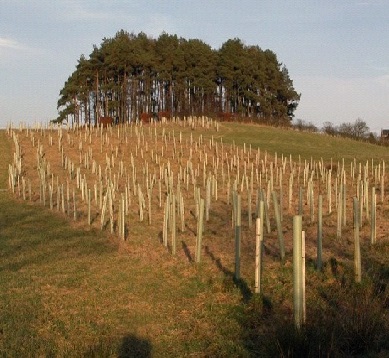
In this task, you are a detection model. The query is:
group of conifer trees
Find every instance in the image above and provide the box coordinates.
[57,30,300,125]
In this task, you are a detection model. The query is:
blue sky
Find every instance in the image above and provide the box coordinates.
[1,0,389,132]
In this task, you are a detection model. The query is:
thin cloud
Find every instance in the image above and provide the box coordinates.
[0,37,26,50]
[0,36,29,63]
[0,36,48,65]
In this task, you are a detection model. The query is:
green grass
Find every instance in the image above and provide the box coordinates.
[199,122,389,163]
[0,194,247,356]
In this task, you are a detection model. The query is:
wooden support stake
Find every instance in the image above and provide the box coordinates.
[293,215,303,330]
[353,197,361,283]
[317,195,323,271]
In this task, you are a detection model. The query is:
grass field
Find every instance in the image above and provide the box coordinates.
[1,121,389,357]
[207,122,389,163]
[0,130,246,357]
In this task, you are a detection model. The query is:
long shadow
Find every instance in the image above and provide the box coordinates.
[84,334,152,357]
[205,245,252,302]
[181,240,193,262]
[118,334,152,358]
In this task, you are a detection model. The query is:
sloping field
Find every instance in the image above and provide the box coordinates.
[1,120,389,357]
[0,128,245,356]
[213,122,389,163]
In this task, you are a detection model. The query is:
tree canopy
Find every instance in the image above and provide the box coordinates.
[57,30,300,125]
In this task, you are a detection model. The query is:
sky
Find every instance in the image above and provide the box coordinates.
[1,0,389,132]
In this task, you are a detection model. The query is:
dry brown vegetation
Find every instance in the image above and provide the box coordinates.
[4,118,389,356]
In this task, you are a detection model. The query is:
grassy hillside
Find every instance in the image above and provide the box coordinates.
[210,122,389,163]
[1,122,389,357]
[0,130,245,356]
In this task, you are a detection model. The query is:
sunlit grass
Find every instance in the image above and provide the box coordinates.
[198,122,389,163]
[0,130,246,356]
[0,190,248,356]
[1,123,389,357]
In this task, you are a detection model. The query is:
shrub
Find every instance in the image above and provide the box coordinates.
[243,282,388,357]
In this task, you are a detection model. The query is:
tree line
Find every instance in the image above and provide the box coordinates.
[292,118,387,145]
[56,30,300,125]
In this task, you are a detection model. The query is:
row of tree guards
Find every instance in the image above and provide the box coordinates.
[7,117,386,329]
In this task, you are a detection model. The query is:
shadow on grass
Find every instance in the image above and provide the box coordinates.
[118,335,152,358]
[204,245,252,302]
[181,240,193,262]
[0,194,115,266]
[84,334,152,357]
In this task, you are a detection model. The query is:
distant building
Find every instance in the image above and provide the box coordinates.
[381,129,389,140]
